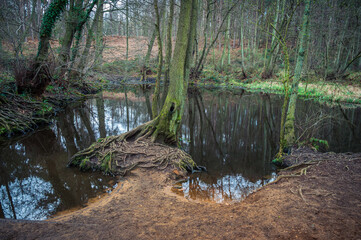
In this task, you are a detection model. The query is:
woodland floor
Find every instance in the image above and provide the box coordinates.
[0,149,360,239]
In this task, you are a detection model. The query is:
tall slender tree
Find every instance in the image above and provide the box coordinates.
[151,0,163,118]
[161,0,175,105]
[283,0,311,148]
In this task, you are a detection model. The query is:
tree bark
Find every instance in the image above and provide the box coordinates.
[284,0,311,147]
[161,0,175,105]
[151,0,163,118]
[148,0,195,144]
[59,0,83,68]
[77,0,103,73]
[94,0,104,65]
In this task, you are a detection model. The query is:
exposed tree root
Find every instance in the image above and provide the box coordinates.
[263,161,316,188]
[69,127,197,176]
[298,187,307,203]
[0,92,51,136]
[280,161,317,171]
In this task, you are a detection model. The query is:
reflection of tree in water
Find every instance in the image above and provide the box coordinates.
[96,98,107,138]
[295,102,361,153]
[179,88,361,202]
[0,120,114,220]
[184,173,271,203]
[182,89,280,177]
[0,87,153,220]
[1,86,360,217]
[179,89,281,202]
[0,129,66,219]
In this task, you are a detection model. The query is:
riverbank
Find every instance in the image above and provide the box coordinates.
[101,71,361,106]
[194,70,361,105]
[0,74,101,139]
[0,148,360,239]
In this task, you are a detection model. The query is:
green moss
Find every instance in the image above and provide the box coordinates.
[100,153,113,173]
[271,157,283,166]
[79,157,91,170]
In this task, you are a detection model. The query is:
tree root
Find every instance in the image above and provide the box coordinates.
[69,129,197,176]
[264,162,315,188]
[0,92,52,136]
[298,187,307,203]
[280,161,317,171]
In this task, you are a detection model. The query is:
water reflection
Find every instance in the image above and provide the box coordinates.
[1,86,360,218]
[179,172,276,203]
[178,89,280,202]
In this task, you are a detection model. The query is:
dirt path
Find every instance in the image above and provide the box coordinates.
[1,151,361,239]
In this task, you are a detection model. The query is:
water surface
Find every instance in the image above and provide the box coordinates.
[1,86,360,219]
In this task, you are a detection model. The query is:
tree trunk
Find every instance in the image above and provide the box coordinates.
[78,0,103,74]
[70,0,98,64]
[161,0,175,105]
[17,0,67,96]
[96,97,106,138]
[239,1,246,77]
[59,0,83,69]
[284,0,311,147]
[147,0,195,144]
[227,8,231,66]
[125,0,129,61]
[152,0,163,118]
[141,0,167,81]
[94,0,104,65]
[262,0,280,79]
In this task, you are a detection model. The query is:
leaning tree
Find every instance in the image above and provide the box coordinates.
[16,0,67,96]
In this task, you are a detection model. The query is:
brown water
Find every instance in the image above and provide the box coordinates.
[1,86,360,219]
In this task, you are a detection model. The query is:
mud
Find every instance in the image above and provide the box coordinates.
[0,150,360,239]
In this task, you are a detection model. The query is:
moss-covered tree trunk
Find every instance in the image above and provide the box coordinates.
[148,0,195,144]
[58,0,82,69]
[161,0,175,105]
[17,0,67,96]
[82,0,195,144]
[284,0,311,146]
[185,0,198,82]
[94,0,104,65]
[152,0,163,118]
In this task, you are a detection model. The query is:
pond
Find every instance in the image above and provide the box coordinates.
[1,86,360,219]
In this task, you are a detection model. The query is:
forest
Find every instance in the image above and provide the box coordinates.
[0,0,360,239]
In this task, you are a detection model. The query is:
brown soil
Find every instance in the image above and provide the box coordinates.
[1,150,361,239]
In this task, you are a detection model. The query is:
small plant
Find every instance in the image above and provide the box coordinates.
[310,137,329,151]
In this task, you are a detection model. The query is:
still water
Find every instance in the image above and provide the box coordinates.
[1,86,360,219]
